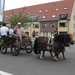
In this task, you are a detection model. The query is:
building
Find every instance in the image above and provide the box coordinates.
[4,0,75,39]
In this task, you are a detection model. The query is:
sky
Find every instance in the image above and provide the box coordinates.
[5,0,61,10]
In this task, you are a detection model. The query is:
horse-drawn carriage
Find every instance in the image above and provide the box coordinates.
[0,36,32,56]
[0,33,74,61]
[34,34,74,61]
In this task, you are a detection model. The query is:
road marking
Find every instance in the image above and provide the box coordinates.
[0,70,13,75]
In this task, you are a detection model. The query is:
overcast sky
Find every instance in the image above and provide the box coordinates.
[5,0,61,10]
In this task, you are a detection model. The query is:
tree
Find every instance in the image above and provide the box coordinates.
[0,21,3,28]
[9,7,30,27]
[0,21,3,26]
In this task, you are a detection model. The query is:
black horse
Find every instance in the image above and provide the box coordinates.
[34,34,74,61]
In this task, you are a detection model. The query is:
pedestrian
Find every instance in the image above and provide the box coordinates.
[32,30,36,40]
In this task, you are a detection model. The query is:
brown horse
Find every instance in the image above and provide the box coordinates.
[53,33,74,61]
[34,37,53,58]
[34,34,74,61]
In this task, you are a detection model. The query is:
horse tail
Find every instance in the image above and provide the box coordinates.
[34,38,38,54]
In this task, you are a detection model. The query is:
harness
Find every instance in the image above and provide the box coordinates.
[38,37,51,50]
[63,34,71,46]
[63,34,66,43]
[53,34,67,52]
[55,34,71,52]
[38,37,46,48]
[47,37,51,44]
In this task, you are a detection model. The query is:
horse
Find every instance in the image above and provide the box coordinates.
[53,33,74,61]
[34,33,74,61]
[34,36,55,60]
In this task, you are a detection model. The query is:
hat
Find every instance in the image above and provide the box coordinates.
[17,22,21,25]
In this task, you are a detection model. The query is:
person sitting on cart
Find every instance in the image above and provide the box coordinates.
[0,23,9,40]
[54,28,58,37]
[14,22,28,43]
[9,26,20,45]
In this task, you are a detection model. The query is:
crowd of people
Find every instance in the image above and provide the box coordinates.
[0,22,28,45]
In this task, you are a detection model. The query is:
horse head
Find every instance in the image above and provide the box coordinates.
[54,33,74,47]
[64,34,74,47]
[67,34,74,45]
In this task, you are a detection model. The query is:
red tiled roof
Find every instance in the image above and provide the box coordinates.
[4,0,74,21]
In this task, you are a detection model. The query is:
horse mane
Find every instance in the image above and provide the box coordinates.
[54,34,68,43]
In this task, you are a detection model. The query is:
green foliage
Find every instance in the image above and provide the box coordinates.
[0,21,3,26]
[9,7,30,27]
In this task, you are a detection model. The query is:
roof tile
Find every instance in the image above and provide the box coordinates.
[4,0,74,21]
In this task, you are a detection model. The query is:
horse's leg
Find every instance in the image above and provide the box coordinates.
[50,50,53,57]
[54,49,58,61]
[37,49,43,59]
[50,45,53,57]
[62,51,66,59]
[57,51,60,58]
[42,50,45,57]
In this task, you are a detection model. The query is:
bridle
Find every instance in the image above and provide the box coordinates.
[63,34,71,46]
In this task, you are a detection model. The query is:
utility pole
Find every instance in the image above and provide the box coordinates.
[0,0,5,22]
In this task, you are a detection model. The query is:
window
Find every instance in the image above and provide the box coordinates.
[59,22,68,27]
[6,16,8,17]
[50,23,54,27]
[11,15,12,16]
[33,16,39,22]
[52,15,56,18]
[39,10,42,13]
[28,16,39,22]
[42,16,46,19]
[73,16,75,20]
[73,23,75,28]
[73,32,75,39]
[33,24,39,28]
[28,12,31,14]
[64,7,68,10]
[28,17,32,22]
[36,32,39,36]
[46,10,48,12]
[43,32,48,37]
[60,14,68,19]
[56,8,58,11]
[42,23,47,28]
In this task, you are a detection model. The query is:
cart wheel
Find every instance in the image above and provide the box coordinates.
[11,45,19,56]
[0,44,7,54]
[25,44,32,53]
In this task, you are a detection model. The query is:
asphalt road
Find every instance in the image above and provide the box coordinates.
[0,44,75,75]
